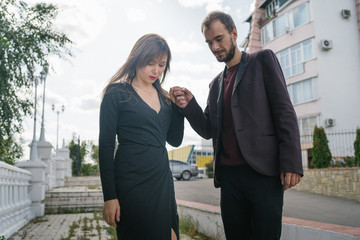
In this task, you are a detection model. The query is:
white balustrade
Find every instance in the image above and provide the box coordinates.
[0,145,73,238]
[0,161,33,239]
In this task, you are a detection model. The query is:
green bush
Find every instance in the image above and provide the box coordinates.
[354,128,360,167]
[344,156,355,167]
[312,125,332,168]
[205,161,214,178]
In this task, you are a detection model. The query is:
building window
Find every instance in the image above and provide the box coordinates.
[277,38,314,78]
[274,14,287,37]
[302,39,313,61]
[265,0,280,19]
[287,78,315,105]
[293,2,309,28]
[298,115,319,136]
[279,50,290,77]
[290,44,303,76]
[261,2,310,45]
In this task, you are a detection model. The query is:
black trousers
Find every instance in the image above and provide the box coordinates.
[218,165,284,240]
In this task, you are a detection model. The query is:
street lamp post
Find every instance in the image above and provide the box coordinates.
[39,63,49,142]
[29,64,49,161]
[52,104,65,152]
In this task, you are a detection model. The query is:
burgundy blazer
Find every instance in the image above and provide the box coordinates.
[182,49,303,188]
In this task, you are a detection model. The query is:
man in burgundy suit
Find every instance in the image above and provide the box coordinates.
[170,11,303,240]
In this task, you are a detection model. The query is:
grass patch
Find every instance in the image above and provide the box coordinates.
[103,226,117,240]
[93,211,104,240]
[87,185,101,190]
[180,216,213,240]
[60,220,79,240]
[45,208,99,215]
[30,216,48,224]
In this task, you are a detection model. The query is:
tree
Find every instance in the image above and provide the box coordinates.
[205,161,213,178]
[91,144,99,165]
[354,128,360,167]
[91,144,99,174]
[80,163,97,176]
[68,139,87,175]
[0,0,73,164]
[312,125,332,168]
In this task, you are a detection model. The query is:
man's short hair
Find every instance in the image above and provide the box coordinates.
[201,11,236,34]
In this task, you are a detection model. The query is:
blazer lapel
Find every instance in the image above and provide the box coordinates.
[217,67,226,105]
[216,67,226,138]
[232,52,249,95]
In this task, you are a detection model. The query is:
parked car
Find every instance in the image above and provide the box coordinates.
[169,159,199,180]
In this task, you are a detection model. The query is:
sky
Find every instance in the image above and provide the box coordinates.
[20,0,255,161]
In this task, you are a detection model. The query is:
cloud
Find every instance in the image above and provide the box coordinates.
[166,37,204,55]
[177,0,226,12]
[26,0,107,47]
[70,95,101,113]
[126,8,146,22]
[249,1,255,13]
[79,98,100,111]
[46,89,68,107]
[236,8,242,19]
[171,61,223,75]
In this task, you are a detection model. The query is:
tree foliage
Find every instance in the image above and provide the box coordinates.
[0,0,72,164]
[91,144,99,173]
[68,139,99,176]
[68,138,87,176]
[354,128,360,167]
[205,161,213,178]
[312,125,332,168]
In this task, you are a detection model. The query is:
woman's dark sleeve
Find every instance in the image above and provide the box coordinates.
[99,90,118,201]
[167,103,184,147]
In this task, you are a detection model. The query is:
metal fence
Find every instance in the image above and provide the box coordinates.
[301,129,357,158]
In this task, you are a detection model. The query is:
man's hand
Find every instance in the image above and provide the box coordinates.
[280,172,301,190]
[103,199,120,227]
[170,86,194,109]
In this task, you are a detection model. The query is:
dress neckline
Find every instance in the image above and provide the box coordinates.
[127,82,163,115]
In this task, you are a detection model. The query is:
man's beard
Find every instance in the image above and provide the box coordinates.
[216,40,236,63]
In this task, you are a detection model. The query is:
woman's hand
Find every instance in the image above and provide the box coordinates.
[170,86,193,109]
[103,199,120,227]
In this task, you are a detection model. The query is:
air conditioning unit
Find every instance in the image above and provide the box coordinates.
[325,118,336,127]
[341,9,351,19]
[320,40,333,51]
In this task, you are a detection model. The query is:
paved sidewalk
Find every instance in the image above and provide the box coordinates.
[9,213,111,240]
[8,212,195,240]
[174,178,360,228]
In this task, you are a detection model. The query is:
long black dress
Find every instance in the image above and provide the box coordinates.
[99,82,184,240]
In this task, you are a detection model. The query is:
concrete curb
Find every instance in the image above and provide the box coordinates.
[176,199,360,240]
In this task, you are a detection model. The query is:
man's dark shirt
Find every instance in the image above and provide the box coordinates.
[219,62,247,166]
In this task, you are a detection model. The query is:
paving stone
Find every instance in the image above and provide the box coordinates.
[8,212,197,240]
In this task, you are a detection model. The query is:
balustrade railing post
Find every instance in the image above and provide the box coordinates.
[0,161,33,239]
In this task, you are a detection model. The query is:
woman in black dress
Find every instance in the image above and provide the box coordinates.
[99,34,184,240]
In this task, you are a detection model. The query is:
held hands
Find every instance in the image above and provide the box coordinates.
[103,199,120,227]
[281,172,301,190]
[169,86,194,109]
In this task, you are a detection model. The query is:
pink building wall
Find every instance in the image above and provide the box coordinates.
[356,0,360,39]
[247,0,264,53]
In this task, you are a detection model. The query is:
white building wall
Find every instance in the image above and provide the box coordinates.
[262,0,321,123]
[262,0,360,131]
[312,0,360,130]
